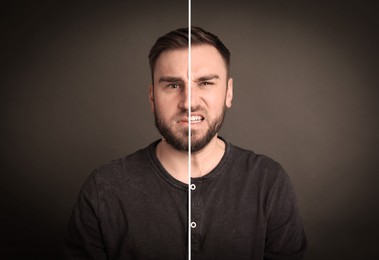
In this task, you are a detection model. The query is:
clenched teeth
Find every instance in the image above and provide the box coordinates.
[190,115,203,122]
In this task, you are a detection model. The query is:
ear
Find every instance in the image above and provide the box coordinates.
[225,77,233,108]
[149,84,155,112]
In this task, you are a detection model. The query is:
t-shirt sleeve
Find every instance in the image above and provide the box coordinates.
[264,167,307,260]
[64,170,107,259]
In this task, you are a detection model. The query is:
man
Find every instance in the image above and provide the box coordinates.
[65,27,307,259]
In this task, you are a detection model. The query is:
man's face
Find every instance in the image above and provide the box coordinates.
[149,44,233,153]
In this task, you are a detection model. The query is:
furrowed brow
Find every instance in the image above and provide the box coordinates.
[195,74,220,82]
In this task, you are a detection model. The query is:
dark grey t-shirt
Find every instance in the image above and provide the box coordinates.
[65,139,306,259]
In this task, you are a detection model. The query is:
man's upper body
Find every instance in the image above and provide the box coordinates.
[65,27,307,259]
[65,138,306,259]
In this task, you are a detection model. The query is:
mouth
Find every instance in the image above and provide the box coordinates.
[190,115,204,123]
[178,114,205,124]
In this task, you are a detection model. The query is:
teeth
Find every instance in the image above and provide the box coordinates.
[190,115,203,122]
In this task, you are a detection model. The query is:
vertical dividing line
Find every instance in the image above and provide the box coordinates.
[187,0,192,259]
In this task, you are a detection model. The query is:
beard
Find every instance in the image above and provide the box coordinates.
[154,106,227,153]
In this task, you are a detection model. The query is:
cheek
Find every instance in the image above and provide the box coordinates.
[205,93,226,112]
[154,99,176,119]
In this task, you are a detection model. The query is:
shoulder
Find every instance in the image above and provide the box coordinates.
[96,147,148,176]
[227,142,299,208]
[88,141,158,189]
[228,143,284,175]
[226,142,291,189]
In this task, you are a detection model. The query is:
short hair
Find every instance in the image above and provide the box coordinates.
[148,26,230,82]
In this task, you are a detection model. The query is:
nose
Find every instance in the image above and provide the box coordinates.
[179,84,200,111]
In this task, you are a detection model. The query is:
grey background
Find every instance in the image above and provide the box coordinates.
[2,1,378,259]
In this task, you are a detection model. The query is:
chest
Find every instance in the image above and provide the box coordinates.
[99,175,268,259]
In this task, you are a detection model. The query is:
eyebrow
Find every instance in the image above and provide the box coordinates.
[158,76,184,84]
[158,74,220,84]
[195,74,220,82]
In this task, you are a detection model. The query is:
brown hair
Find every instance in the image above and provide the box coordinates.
[148,26,230,82]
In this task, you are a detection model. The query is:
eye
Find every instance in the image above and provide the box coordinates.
[201,81,214,86]
[167,83,180,89]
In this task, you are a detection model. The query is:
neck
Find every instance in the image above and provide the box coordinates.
[156,135,225,183]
